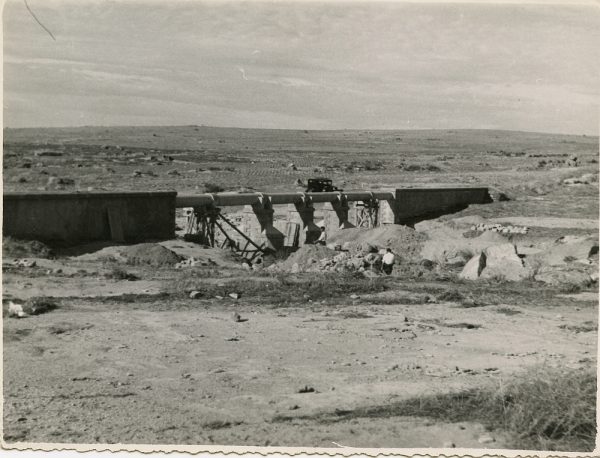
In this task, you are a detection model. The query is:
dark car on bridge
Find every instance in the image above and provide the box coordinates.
[305,178,342,193]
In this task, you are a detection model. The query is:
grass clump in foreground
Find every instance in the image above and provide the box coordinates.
[325,366,596,451]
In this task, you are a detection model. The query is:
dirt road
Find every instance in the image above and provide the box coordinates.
[4,290,596,447]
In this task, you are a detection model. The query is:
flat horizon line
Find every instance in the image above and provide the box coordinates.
[3,125,598,138]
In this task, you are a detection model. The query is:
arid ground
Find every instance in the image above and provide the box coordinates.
[2,126,598,450]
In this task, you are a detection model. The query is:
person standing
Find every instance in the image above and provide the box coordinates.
[382,248,395,275]
[316,226,327,245]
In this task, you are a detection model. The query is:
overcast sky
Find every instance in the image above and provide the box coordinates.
[3,0,599,133]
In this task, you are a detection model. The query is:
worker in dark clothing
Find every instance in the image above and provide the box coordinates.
[316,226,327,245]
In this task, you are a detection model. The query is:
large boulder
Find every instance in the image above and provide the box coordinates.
[419,223,505,265]
[539,237,598,266]
[534,267,593,286]
[459,253,486,280]
[460,243,532,281]
[480,243,532,281]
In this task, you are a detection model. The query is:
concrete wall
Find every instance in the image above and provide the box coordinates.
[392,187,491,226]
[3,191,176,244]
[2,187,490,247]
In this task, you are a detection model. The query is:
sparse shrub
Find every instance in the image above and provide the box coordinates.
[172,271,389,305]
[23,296,58,315]
[495,306,522,316]
[437,289,465,302]
[105,267,139,281]
[204,182,225,193]
[492,366,596,451]
[488,273,508,284]
[560,282,584,294]
[3,237,54,259]
[419,259,435,270]
[558,321,597,333]
[331,366,596,451]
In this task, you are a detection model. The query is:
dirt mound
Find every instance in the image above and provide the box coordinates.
[121,243,182,267]
[2,237,54,259]
[277,245,336,270]
[328,225,427,261]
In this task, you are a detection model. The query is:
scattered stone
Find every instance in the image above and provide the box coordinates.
[7,301,27,318]
[15,259,37,268]
[488,188,511,202]
[443,441,456,448]
[350,294,360,299]
[228,292,240,300]
[298,386,315,393]
[232,312,242,322]
[189,290,203,299]
[47,176,75,186]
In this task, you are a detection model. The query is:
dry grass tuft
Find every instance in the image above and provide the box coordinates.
[273,366,596,451]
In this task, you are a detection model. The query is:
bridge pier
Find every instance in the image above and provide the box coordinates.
[251,198,285,251]
[330,195,355,230]
[289,197,321,245]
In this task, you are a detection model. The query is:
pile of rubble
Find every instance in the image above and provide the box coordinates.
[121,243,182,267]
[471,223,529,235]
[328,225,426,262]
[175,257,217,269]
[274,243,390,276]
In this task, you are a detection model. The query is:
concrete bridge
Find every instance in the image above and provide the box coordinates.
[3,187,491,249]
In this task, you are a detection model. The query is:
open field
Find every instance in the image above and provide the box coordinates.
[3,126,599,450]
[3,127,599,214]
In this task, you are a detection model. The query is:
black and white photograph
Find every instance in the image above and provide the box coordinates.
[2,0,599,454]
